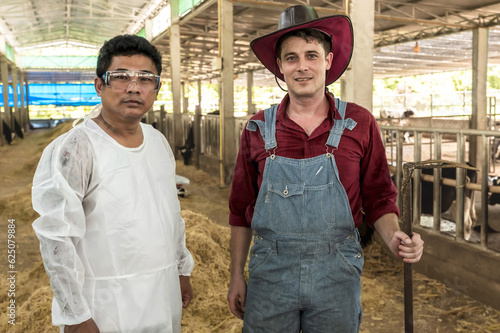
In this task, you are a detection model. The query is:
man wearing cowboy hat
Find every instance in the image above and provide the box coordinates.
[227,5,424,332]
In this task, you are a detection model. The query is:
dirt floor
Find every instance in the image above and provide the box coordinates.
[0,123,499,332]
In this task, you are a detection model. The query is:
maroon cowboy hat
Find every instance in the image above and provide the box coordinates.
[250,5,353,86]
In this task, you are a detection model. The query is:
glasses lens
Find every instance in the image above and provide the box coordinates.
[137,73,159,90]
[107,72,159,91]
[108,72,130,89]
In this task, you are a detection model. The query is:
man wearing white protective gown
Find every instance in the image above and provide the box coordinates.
[32,35,194,333]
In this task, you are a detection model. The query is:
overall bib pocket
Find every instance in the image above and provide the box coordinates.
[264,181,304,235]
[304,182,338,231]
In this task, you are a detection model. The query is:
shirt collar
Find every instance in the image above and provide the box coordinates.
[276,92,339,127]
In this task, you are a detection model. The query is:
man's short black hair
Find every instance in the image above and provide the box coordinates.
[276,28,332,60]
[96,35,162,80]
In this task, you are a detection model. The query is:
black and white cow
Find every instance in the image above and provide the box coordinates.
[380,108,416,143]
[2,120,12,144]
[419,164,478,240]
[490,177,500,206]
[14,118,24,139]
[390,163,478,240]
[360,163,478,246]
[493,138,500,162]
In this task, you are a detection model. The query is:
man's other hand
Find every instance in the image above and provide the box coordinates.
[227,274,247,320]
[64,318,100,333]
[180,275,193,308]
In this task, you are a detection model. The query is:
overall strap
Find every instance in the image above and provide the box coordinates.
[246,104,278,150]
[326,98,357,149]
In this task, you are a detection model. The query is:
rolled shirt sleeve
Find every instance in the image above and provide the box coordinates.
[32,130,94,326]
[359,114,399,226]
[229,124,259,228]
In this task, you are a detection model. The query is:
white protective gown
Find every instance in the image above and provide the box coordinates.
[32,119,194,333]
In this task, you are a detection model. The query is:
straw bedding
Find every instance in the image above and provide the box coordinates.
[0,122,499,332]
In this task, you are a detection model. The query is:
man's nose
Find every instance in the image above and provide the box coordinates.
[297,57,308,71]
[126,78,141,91]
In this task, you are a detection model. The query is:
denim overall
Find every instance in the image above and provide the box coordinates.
[243,99,363,333]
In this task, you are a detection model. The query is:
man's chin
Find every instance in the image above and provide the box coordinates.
[289,89,320,99]
[118,109,149,123]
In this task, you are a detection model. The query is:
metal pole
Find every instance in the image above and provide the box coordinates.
[400,160,478,333]
[194,79,202,169]
[456,134,465,240]
[432,134,442,232]
[481,135,489,248]
[413,132,422,227]
[396,131,404,210]
[402,163,414,333]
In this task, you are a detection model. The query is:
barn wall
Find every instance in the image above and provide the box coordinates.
[374,225,500,311]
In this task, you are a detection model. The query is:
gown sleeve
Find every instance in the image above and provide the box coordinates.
[160,132,194,276]
[176,216,195,276]
[32,129,94,326]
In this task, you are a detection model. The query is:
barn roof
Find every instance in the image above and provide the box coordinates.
[1,0,500,84]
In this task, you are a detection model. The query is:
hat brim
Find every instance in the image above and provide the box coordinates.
[250,15,353,86]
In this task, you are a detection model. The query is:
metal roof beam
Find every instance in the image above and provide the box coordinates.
[375,12,500,47]
[151,0,217,45]
[373,0,500,30]
[3,15,138,21]
[231,0,345,15]
[376,0,498,15]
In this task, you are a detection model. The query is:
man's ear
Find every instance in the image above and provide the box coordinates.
[155,82,162,99]
[94,76,104,97]
[325,52,333,71]
[276,57,284,75]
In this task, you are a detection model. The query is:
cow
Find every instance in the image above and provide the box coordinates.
[380,107,416,143]
[493,138,500,161]
[360,162,478,246]
[14,118,24,139]
[490,177,500,206]
[3,120,12,144]
[380,109,403,119]
[400,108,415,143]
[390,163,478,240]
[420,163,477,240]
[175,175,190,198]
[177,125,195,166]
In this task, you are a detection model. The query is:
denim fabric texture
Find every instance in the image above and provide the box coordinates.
[244,99,364,333]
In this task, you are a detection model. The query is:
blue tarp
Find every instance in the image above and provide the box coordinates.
[0,83,100,107]
[0,84,27,107]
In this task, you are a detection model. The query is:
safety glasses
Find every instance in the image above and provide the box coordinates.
[102,71,161,91]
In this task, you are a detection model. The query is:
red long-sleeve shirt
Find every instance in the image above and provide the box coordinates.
[229,93,399,228]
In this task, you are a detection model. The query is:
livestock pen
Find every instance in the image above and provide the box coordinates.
[379,119,500,311]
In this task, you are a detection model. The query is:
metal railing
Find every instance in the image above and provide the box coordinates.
[159,111,250,159]
[380,124,500,251]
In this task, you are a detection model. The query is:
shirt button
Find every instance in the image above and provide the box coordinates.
[356,253,362,259]
[252,252,256,257]
[349,233,354,240]
[256,235,261,240]
[283,189,289,196]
